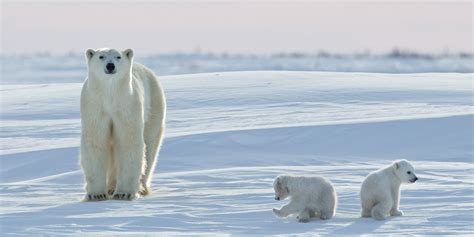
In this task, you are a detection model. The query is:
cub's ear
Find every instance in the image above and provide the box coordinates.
[123,48,134,60]
[85,48,95,61]
[393,161,400,169]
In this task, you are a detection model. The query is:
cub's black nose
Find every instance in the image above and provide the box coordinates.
[106,63,115,73]
[275,197,280,200]
[414,177,418,181]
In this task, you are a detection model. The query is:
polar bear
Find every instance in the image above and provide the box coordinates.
[272,175,337,222]
[360,159,418,220]
[80,48,166,201]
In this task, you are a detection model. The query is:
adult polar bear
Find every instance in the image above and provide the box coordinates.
[80,48,166,201]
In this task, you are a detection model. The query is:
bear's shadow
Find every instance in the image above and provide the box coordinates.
[331,217,388,235]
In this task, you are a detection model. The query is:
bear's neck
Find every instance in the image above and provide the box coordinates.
[88,72,133,93]
[388,166,402,187]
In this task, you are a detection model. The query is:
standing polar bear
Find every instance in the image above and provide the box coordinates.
[272,175,337,222]
[80,48,166,201]
[360,159,418,220]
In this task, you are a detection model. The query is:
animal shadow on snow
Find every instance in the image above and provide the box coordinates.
[331,217,387,235]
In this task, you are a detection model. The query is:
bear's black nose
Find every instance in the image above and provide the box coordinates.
[275,197,280,200]
[106,63,115,73]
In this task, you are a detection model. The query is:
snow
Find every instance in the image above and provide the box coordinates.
[1,54,473,85]
[0,71,473,235]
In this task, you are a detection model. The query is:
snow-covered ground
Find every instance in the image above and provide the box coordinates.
[0,71,473,235]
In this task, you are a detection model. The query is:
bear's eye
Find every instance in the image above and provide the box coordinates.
[407,171,411,174]
[99,56,104,59]
[116,56,121,59]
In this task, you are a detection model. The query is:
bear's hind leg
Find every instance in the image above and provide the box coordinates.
[361,208,372,218]
[361,197,374,217]
[309,210,320,218]
[319,207,335,220]
[319,190,336,220]
[297,208,311,223]
[371,200,392,220]
[141,122,165,196]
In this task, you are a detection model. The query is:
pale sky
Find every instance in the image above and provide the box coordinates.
[1,0,473,55]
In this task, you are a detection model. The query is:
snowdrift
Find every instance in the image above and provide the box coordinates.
[1,71,473,235]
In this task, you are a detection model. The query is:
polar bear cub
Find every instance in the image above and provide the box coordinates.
[360,159,418,220]
[80,48,166,201]
[272,175,337,222]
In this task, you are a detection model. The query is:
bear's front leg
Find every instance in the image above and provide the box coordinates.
[80,132,110,201]
[272,208,283,217]
[390,209,404,216]
[112,121,145,201]
[273,201,302,218]
[107,154,117,196]
[390,188,403,216]
[113,144,143,200]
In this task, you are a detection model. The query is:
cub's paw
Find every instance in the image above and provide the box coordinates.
[320,214,332,220]
[297,217,310,223]
[390,210,404,216]
[112,192,138,201]
[309,211,320,218]
[361,211,372,218]
[272,208,284,217]
[83,193,108,202]
[373,214,386,221]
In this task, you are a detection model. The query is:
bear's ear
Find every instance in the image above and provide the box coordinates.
[275,176,283,189]
[393,161,400,169]
[85,48,95,61]
[123,48,134,60]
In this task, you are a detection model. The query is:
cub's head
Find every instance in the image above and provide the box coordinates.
[273,175,290,201]
[85,48,134,78]
[393,159,418,184]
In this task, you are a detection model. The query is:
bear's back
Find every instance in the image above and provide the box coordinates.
[131,63,166,125]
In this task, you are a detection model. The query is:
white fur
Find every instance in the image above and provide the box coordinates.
[80,48,166,201]
[360,159,418,220]
[272,175,337,222]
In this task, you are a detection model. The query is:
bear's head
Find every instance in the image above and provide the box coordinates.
[392,159,418,184]
[273,175,290,201]
[85,48,134,79]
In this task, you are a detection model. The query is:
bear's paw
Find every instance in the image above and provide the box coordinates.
[83,193,108,202]
[112,192,138,201]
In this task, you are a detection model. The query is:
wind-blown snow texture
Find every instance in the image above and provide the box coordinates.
[0,71,473,235]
